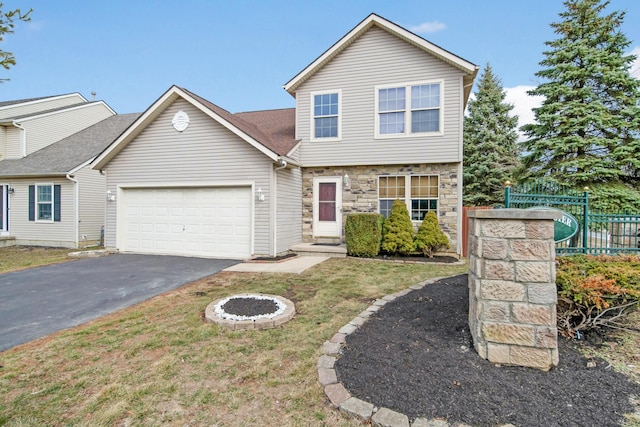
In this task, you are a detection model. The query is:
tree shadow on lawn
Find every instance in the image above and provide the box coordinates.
[335,274,640,426]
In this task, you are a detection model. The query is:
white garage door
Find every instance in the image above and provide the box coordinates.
[120,187,252,259]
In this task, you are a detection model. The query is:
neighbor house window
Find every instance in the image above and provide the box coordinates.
[36,184,53,221]
[376,82,441,137]
[378,175,439,220]
[28,184,61,222]
[312,91,341,140]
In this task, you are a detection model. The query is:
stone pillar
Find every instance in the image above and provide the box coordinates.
[467,209,560,370]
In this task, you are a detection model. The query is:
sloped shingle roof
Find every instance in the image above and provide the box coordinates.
[0,113,140,177]
[0,95,59,108]
[181,88,298,157]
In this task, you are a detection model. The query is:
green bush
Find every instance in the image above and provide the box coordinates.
[381,200,415,255]
[415,211,449,258]
[345,213,384,257]
[556,255,640,336]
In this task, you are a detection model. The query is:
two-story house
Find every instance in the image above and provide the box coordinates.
[0,93,137,248]
[92,14,478,259]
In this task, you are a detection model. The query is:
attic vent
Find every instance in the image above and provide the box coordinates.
[172,111,190,132]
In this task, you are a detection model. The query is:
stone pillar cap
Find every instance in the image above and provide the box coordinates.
[467,208,562,220]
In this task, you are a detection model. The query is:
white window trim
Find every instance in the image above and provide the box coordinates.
[377,175,440,222]
[374,80,444,139]
[310,89,342,142]
[35,182,54,223]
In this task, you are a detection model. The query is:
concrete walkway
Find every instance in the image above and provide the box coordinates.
[223,256,329,274]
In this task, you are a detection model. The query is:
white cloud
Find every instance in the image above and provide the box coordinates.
[27,21,44,32]
[504,85,544,141]
[409,21,446,34]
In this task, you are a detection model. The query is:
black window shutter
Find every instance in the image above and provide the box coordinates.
[53,185,61,222]
[28,185,35,221]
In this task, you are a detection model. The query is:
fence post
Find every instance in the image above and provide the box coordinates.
[504,181,511,208]
[583,187,589,254]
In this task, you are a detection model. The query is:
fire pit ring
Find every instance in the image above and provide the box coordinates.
[205,294,295,330]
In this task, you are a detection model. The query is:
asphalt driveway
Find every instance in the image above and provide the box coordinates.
[0,254,239,352]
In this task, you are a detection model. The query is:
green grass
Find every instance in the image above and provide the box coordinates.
[0,256,468,426]
[0,246,73,274]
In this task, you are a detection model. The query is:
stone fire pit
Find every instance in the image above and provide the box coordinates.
[205,294,295,330]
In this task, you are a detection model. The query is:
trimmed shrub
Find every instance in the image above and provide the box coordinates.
[415,211,449,257]
[345,213,384,257]
[381,200,415,255]
[556,254,640,337]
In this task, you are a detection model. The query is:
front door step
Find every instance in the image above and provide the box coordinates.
[290,243,347,258]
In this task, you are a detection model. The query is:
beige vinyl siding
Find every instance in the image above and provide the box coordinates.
[275,166,302,253]
[103,99,273,255]
[0,126,6,159]
[22,103,114,155]
[4,127,22,159]
[8,179,76,247]
[76,165,106,242]
[296,26,465,167]
[0,94,87,120]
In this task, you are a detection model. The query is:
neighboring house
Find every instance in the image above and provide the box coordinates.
[0,93,136,248]
[93,13,477,259]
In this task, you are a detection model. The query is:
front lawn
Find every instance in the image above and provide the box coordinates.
[0,257,467,426]
[0,246,74,274]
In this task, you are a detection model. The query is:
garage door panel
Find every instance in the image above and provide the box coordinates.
[120,187,252,259]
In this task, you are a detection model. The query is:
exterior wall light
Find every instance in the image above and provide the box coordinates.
[256,187,265,202]
[7,186,14,195]
[106,190,116,202]
[343,173,351,190]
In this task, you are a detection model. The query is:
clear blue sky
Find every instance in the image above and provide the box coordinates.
[2,0,640,122]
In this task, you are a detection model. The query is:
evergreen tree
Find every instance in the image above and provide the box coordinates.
[520,0,640,190]
[463,64,520,205]
[415,211,449,258]
[381,200,415,255]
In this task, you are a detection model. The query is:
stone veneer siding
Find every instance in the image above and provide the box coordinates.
[467,208,560,370]
[301,163,460,253]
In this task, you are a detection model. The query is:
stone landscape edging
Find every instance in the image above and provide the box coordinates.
[317,276,516,427]
[205,294,296,330]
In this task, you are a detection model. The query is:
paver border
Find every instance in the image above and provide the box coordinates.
[205,294,295,330]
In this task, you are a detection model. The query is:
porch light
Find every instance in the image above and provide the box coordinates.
[343,173,351,190]
[7,186,14,195]
[256,187,265,202]
[106,190,115,202]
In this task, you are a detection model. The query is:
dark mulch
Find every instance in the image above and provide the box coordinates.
[221,297,278,317]
[335,274,640,427]
[251,253,298,262]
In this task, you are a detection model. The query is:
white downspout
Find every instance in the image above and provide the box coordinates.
[66,173,79,248]
[272,158,288,256]
[12,121,26,157]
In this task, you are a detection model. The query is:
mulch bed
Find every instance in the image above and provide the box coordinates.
[374,254,460,264]
[335,274,640,426]
[250,253,298,262]
[221,297,279,317]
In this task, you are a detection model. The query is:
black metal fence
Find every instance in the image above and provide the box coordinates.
[505,181,639,255]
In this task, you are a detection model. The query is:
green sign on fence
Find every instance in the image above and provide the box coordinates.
[527,207,579,243]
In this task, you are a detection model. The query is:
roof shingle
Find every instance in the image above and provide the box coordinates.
[0,113,140,177]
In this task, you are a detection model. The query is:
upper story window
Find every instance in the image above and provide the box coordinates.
[376,82,442,137]
[311,90,341,140]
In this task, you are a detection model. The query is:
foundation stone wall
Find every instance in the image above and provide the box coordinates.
[301,163,460,252]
